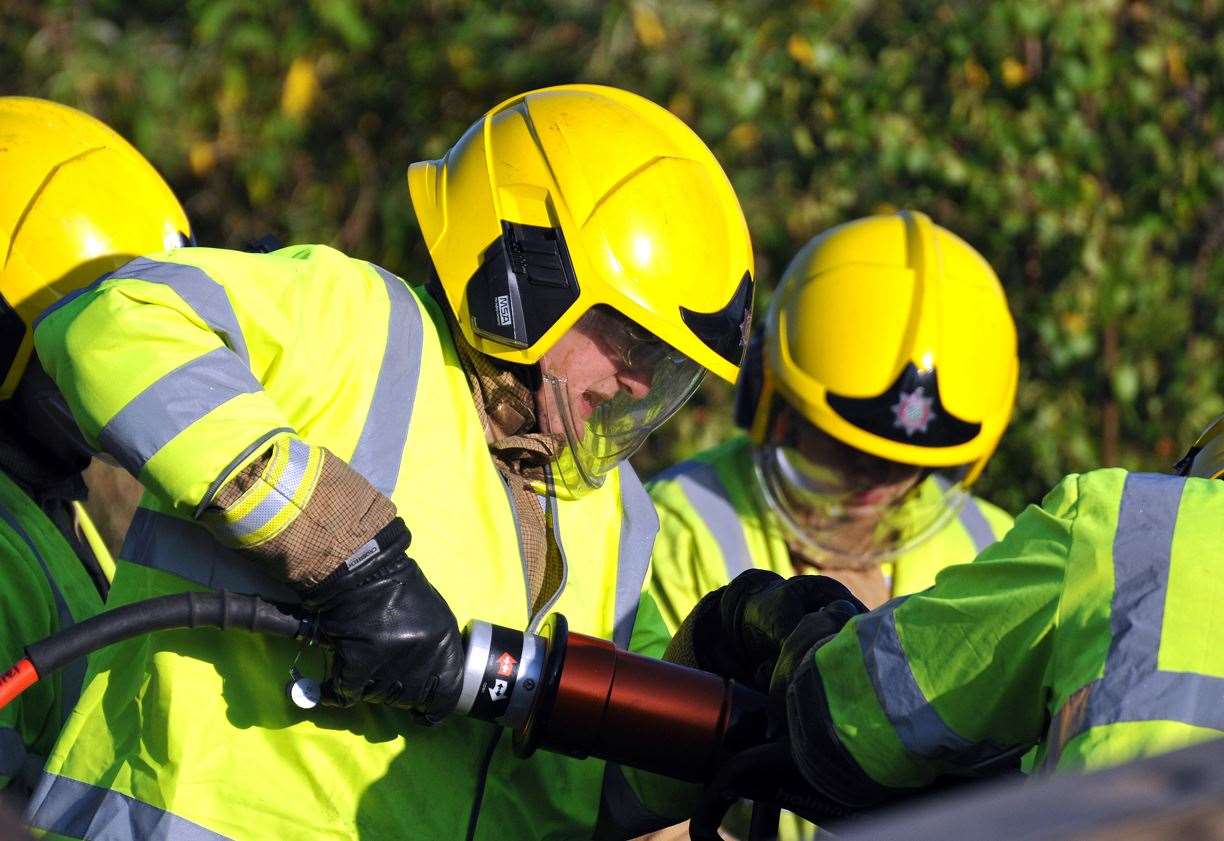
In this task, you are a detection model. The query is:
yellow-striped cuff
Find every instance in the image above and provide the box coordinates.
[204,437,323,548]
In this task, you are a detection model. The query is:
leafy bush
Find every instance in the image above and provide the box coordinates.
[4,0,1222,512]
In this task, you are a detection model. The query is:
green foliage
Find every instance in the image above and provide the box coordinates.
[3,0,1223,512]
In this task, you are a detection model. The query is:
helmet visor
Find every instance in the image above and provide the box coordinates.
[539,306,705,494]
[754,411,972,567]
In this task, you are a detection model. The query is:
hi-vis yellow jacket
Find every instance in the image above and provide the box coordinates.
[647,436,1013,631]
[30,245,673,840]
[804,470,1224,787]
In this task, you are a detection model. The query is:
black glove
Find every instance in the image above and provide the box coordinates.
[301,517,464,718]
[768,600,865,707]
[664,569,866,693]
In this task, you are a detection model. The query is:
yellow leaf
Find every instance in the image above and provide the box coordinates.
[188,141,216,178]
[1061,311,1087,336]
[728,122,761,151]
[963,58,989,90]
[281,56,319,120]
[631,3,666,49]
[1167,44,1189,87]
[787,34,814,66]
[1001,56,1028,88]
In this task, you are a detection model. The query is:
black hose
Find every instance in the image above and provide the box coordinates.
[25,591,311,677]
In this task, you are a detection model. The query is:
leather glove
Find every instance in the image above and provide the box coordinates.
[768,599,865,707]
[301,517,464,718]
[664,568,866,693]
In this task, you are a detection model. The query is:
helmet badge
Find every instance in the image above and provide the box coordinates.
[891,386,936,437]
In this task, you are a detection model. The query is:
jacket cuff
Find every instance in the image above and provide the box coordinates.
[201,437,396,588]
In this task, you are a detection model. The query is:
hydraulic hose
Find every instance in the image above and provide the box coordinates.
[0,595,813,840]
[0,591,310,710]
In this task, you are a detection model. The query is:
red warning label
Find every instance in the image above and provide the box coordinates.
[495,651,518,677]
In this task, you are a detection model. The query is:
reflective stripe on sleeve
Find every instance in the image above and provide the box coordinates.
[37,257,251,365]
[97,347,264,477]
[210,438,315,545]
[107,258,251,364]
[856,597,1015,767]
[25,771,234,841]
[348,264,423,496]
[656,460,753,581]
[1048,473,1224,764]
[613,463,659,650]
[0,727,26,779]
[121,508,298,604]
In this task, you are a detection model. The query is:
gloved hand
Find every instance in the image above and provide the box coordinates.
[301,517,464,718]
[664,568,866,693]
[768,599,865,707]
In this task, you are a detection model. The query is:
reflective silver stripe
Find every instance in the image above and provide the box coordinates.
[0,727,25,779]
[26,771,233,841]
[218,437,311,541]
[33,274,105,330]
[121,507,297,603]
[613,463,659,650]
[195,427,295,516]
[1055,473,1224,751]
[933,475,998,554]
[0,501,84,722]
[349,264,423,496]
[956,497,998,553]
[98,347,264,477]
[108,257,250,364]
[37,257,251,365]
[657,460,752,582]
[857,597,1013,766]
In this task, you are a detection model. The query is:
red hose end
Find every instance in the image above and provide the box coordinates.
[0,659,39,710]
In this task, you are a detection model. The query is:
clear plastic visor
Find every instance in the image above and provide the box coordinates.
[538,306,705,494]
[754,407,971,567]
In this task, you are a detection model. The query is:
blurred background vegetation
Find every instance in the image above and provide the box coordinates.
[2,0,1222,514]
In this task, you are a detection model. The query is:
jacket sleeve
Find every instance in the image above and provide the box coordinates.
[790,475,1081,794]
[33,250,296,520]
[34,247,407,585]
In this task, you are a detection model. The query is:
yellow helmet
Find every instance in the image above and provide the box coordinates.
[0,97,192,399]
[738,211,1018,566]
[1175,414,1224,479]
[743,209,1017,481]
[407,84,754,386]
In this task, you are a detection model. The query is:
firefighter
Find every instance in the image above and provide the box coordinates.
[0,97,191,801]
[27,85,754,838]
[649,210,1018,626]
[673,417,1224,814]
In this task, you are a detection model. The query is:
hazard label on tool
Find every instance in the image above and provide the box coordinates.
[496,652,518,677]
[470,625,523,721]
[488,678,509,701]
